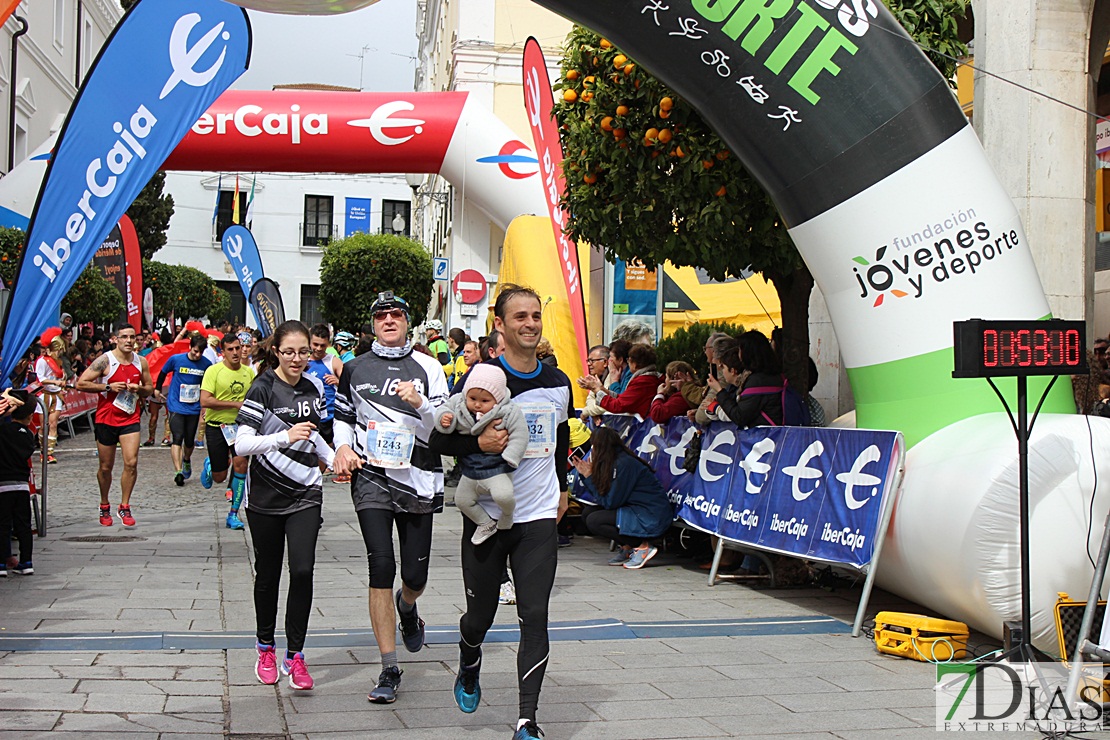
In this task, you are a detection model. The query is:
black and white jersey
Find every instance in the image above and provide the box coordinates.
[235,369,334,516]
[334,347,450,514]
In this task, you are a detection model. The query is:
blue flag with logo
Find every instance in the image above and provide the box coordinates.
[0,0,251,383]
[221,224,265,326]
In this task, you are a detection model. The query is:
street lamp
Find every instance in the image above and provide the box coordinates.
[391,212,407,235]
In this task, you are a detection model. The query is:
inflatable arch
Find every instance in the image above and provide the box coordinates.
[0,90,549,233]
[212,0,1110,652]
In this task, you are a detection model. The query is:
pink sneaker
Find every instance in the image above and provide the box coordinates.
[255,644,278,685]
[281,652,314,690]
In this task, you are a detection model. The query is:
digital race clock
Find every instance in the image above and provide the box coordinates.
[952,320,1088,378]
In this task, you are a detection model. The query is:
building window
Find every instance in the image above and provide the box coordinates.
[215,190,248,241]
[215,280,247,326]
[300,284,323,326]
[304,195,334,247]
[382,199,411,237]
[54,0,65,47]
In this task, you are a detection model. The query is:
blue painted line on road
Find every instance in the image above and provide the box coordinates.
[626,616,851,639]
[0,616,848,652]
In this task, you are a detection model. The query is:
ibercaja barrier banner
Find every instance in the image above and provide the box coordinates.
[221,225,266,328]
[0,0,251,384]
[249,278,285,339]
[573,415,904,569]
[534,0,1074,446]
[522,37,590,380]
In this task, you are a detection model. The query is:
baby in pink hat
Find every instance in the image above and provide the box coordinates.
[436,364,529,544]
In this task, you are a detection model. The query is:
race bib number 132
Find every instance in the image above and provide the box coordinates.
[518,402,557,459]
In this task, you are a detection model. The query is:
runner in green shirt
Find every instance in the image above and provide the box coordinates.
[199,334,256,530]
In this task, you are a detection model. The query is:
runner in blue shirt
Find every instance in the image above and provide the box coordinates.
[154,335,213,487]
[305,324,343,448]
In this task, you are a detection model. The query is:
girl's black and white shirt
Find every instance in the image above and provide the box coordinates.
[333,345,449,514]
[235,369,335,516]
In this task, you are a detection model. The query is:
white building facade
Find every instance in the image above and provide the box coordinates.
[159,167,414,328]
[413,0,576,336]
[0,1,121,174]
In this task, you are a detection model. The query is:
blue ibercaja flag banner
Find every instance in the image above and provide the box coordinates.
[249,278,285,339]
[0,0,251,383]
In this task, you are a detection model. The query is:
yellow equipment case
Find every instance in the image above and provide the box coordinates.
[874,611,969,662]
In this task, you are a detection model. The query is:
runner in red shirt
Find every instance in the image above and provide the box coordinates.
[77,326,153,527]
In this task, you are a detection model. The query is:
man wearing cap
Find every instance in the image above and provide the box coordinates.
[332,291,449,705]
[424,320,450,367]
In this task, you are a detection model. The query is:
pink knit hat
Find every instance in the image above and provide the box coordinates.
[464,364,507,403]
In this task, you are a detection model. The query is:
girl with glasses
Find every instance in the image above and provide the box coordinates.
[233,320,335,691]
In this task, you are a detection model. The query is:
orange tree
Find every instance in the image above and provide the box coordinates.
[553,0,967,391]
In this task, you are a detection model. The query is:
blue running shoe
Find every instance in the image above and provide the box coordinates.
[453,652,481,713]
[512,721,544,739]
[396,589,425,652]
[227,512,245,530]
[182,460,192,480]
[201,457,212,489]
[195,439,205,449]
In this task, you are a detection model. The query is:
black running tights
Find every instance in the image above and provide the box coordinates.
[247,506,321,653]
[582,507,642,548]
[459,517,557,722]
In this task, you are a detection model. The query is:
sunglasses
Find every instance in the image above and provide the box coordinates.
[1096,346,1107,354]
[374,309,406,321]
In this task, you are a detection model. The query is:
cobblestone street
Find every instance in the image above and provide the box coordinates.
[0,427,1039,739]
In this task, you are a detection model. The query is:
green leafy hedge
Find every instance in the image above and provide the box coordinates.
[319,232,434,332]
[656,321,745,379]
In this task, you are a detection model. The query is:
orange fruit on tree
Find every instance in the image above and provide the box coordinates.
[618,141,630,149]
[659,108,672,119]
[563,89,578,103]
[651,151,661,159]
[715,185,727,197]
[624,64,635,75]
[601,116,614,131]
[613,128,627,140]
[615,104,629,117]
[613,54,627,68]
[716,150,730,161]
[673,145,686,157]
[566,69,580,81]
[634,79,642,89]
[600,38,612,49]
[644,127,659,141]
[660,96,674,111]
[592,56,599,66]
[657,128,673,143]
[583,173,597,184]
[584,75,595,85]
[702,160,714,170]
[582,91,594,102]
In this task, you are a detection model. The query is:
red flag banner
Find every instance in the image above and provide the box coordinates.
[119,214,142,332]
[0,1,21,31]
[522,37,588,378]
